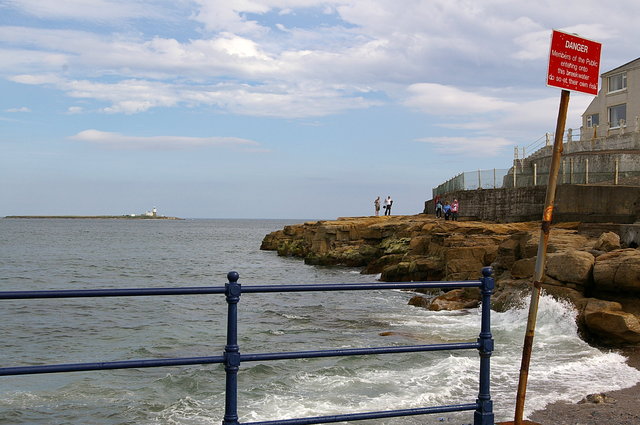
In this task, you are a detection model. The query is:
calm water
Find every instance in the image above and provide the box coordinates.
[1,218,639,425]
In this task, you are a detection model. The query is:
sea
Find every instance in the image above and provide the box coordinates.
[1,218,639,425]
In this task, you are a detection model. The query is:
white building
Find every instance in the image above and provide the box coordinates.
[581,57,640,140]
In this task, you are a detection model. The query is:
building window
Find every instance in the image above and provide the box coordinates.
[609,104,626,128]
[608,72,627,93]
[586,114,599,128]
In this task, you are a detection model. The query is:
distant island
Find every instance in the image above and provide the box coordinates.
[4,207,183,220]
[4,215,183,220]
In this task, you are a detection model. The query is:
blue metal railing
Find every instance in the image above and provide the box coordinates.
[0,267,495,425]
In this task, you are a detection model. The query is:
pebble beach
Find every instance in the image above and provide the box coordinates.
[529,346,640,425]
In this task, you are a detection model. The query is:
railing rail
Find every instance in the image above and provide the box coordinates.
[432,169,509,198]
[1,268,495,425]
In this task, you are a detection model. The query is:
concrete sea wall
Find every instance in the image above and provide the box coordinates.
[425,184,640,224]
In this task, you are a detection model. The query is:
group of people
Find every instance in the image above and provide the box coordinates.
[372,195,458,219]
[374,196,393,216]
[434,195,459,221]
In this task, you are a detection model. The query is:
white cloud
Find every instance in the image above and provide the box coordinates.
[191,0,339,34]
[421,90,597,158]
[10,74,380,117]
[69,129,263,150]
[86,80,179,114]
[191,0,270,35]
[415,136,513,156]
[404,83,515,115]
[3,0,158,21]
[10,73,64,85]
[5,106,31,112]
[2,0,639,122]
[512,30,551,61]
[513,24,616,61]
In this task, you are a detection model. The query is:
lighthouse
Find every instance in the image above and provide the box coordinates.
[152,207,157,217]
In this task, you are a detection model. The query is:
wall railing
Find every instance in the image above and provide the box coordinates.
[433,126,640,197]
[0,268,496,425]
[433,169,509,198]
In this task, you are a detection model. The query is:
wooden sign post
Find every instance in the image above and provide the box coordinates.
[512,30,601,425]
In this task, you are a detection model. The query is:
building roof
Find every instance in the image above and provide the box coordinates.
[602,57,640,76]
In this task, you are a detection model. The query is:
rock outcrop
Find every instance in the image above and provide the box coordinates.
[261,214,640,347]
[593,249,640,294]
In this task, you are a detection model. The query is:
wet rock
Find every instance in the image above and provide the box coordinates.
[546,249,595,286]
[429,289,480,311]
[493,237,522,272]
[261,215,639,347]
[492,278,529,312]
[578,393,616,404]
[581,298,640,345]
[445,246,497,280]
[511,257,536,279]
[540,286,586,308]
[593,249,640,294]
[362,254,405,274]
[381,256,444,282]
[380,237,411,255]
[594,231,621,252]
[408,235,431,255]
[408,295,430,308]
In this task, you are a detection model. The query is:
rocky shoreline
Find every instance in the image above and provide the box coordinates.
[261,214,640,423]
[261,214,640,347]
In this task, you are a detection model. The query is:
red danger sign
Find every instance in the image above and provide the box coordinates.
[547,30,602,95]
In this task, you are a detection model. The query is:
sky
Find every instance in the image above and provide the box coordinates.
[1,1,638,219]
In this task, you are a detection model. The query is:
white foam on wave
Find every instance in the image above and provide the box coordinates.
[488,294,640,420]
[281,313,308,320]
[236,353,484,424]
[242,293,640,423]
[153,293,640,425]
[150,396,218,425]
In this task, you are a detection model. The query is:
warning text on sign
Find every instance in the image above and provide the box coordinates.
[547,30,602,95]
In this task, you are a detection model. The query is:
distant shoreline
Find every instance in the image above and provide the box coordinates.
[3,215,183,220]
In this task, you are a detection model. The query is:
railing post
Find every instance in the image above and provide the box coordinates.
[585,158,589,184]
[570,158,574,184]
[223,271,242,425]
[474,267,494,425]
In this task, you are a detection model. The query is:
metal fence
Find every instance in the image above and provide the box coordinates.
[1,269,496,425]
[516,128,582,159]
[433,126,640,196]
[508,155,640,188]
[433,169,509,198]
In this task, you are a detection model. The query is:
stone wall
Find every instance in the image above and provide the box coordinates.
[425,184,640,224]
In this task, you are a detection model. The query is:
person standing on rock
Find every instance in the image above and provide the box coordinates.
[443,201,451,220]
[384,196,393,216]
[451,199,459,221]
[374,196,381,216]
[435,199,443,218]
